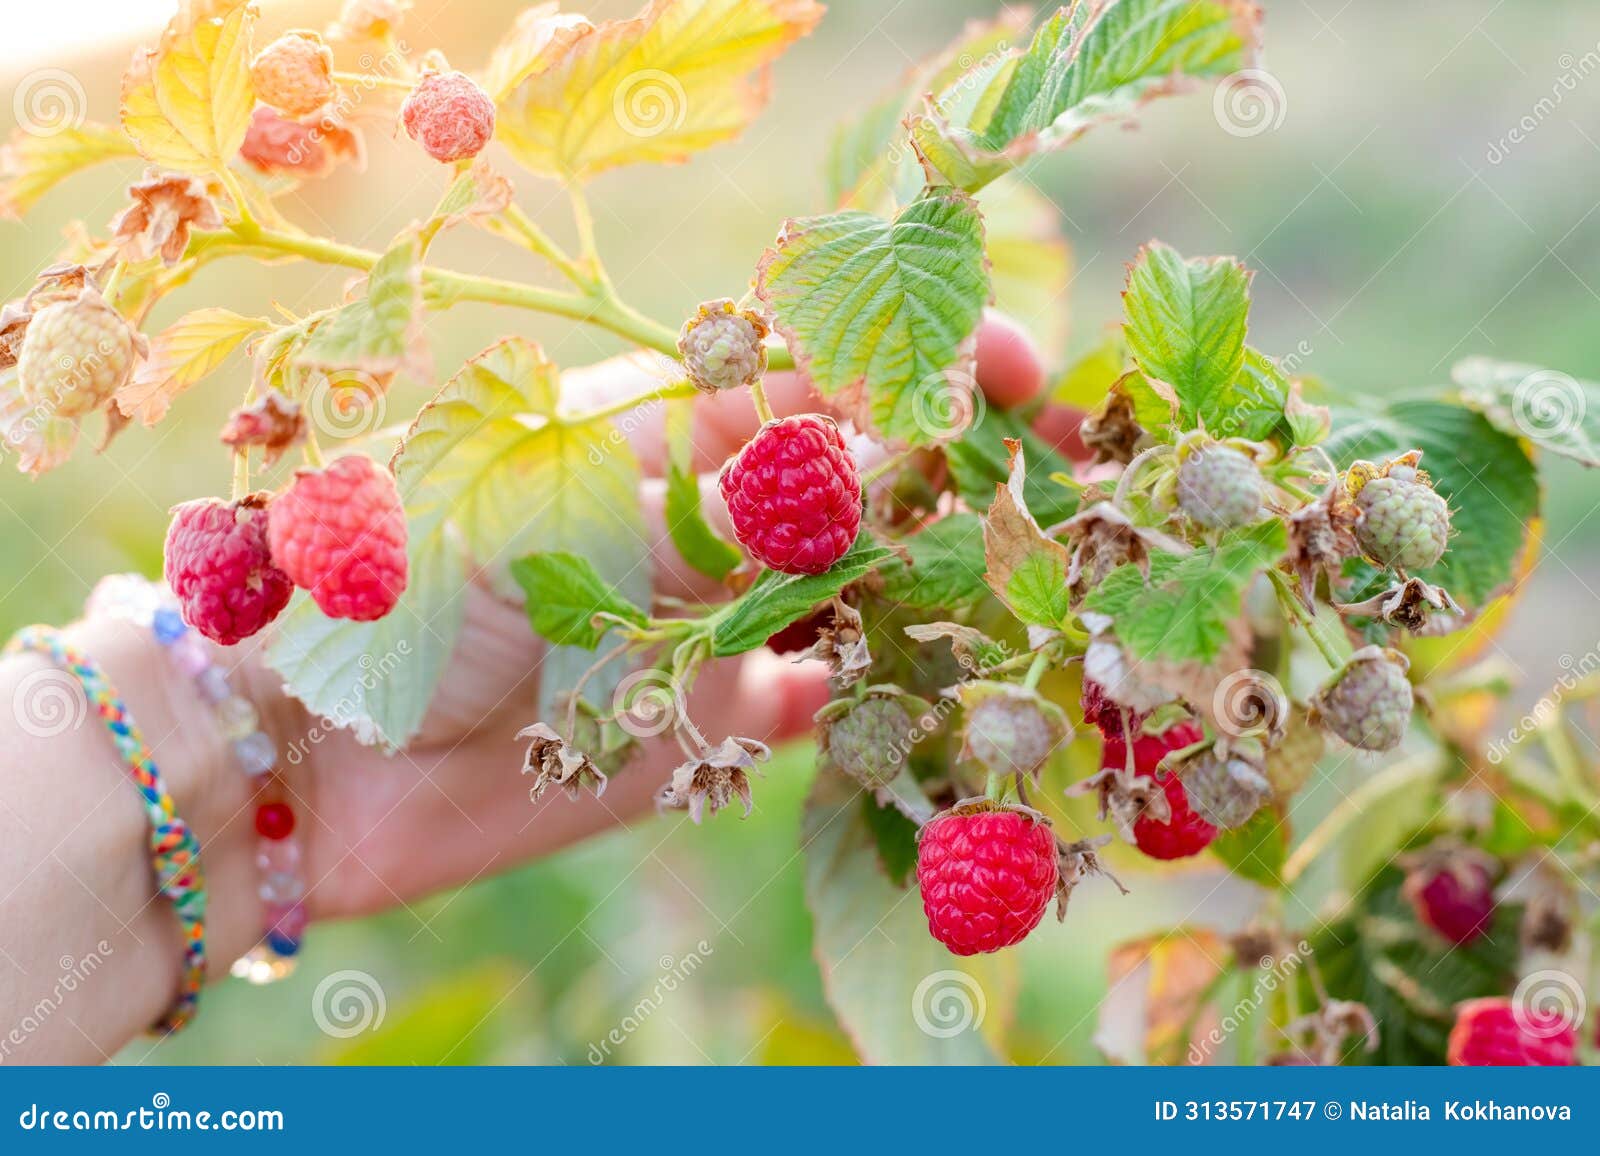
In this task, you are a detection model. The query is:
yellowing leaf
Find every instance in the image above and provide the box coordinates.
[1097,930,1227,1065]
[481,3,594,104]
[497,0,823,179]
[0,123,139,219]
[120,0,258,175]
[116,307,268,425]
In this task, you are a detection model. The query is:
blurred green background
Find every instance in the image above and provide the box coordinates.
[2,0,1598,1063]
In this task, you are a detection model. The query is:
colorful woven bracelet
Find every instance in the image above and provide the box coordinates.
[3,625,207,1032]
[89,575,307,984]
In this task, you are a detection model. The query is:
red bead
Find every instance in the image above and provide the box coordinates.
[255,801,295,840]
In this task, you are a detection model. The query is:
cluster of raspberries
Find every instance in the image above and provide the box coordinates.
[163,455,408,645]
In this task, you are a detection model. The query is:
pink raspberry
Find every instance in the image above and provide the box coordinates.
[239,107,362,178]
[1447,997,1578,1066]
[917,805,1058,955]
[163,495,293,645]
[717,415,862,575]
[1403,858,1496,945]
[400,70,495,163]
[267,455,408,621]
[1103,720,1218,861]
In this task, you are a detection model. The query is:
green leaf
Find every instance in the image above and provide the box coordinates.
[859,792,919,887]
[945,409,1079,526]
[877,513,989,611]
[1325,397,1538,608]
[984,440,1074,630]
[709,533,894,658]
[665,459,742,582]
[1051,329,1127,411]
[1209,806,1287,887]
[298,233,425,378]
[1452,356,1600,468]
[1228,347,1293,442]
[757,190,990,446]
[265,509,466,750]
[511,551,647,650]
[1309,868,1520,1065]
[913,0,1260,193]
[803,772,1012,1063]
[1122,242,1252,433]
[1085,522,1286,663]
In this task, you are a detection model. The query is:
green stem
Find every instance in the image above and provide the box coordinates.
[563,380,699,425]
[1021,651,1049,692]
[1269,569,1346,669]
[749,378,776,424]
[499,203,588,287]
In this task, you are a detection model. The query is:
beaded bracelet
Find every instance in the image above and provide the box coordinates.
[88,575,308,985]
[3,625,207,1032]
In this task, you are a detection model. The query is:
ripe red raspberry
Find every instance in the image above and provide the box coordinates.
[1446,997,1578,1066]
[1403,858,1496,945]
[267,455,408,621]
[917,805,1057,955]
[401,70,495,162]
[163,495,293,645]
[1080,679,1139,736]
[1102,719,1217,860]
[718,415,861,575]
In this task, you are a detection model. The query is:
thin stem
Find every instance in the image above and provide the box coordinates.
[1022,651,1049,692]
[563,380,699,426]
[230,446,250,500]
[1112,444,1171,508]
[217,167,256,228]
[499,203,588,287]
[861,450,911,485]
[331,70,414,92]
[1269,569,1345,669]
[567,183,606,283]
[748,378,776,424]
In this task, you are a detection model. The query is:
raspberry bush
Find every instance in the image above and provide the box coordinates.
[3,0,1597,1065]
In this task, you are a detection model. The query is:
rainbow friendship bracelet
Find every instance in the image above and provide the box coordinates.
[3,625,207,1033]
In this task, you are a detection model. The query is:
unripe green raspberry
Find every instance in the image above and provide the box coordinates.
[16,289,141,417]
[678,299,768,394]
[1264,707,1325,798]
[250,31,336,118]
[959,682,1072,780]
[1353,465,1451,571]
[820,696,914,789]
[1176,444,1263,528]
[1177,744,1270,830]
[1310,646,1414,752]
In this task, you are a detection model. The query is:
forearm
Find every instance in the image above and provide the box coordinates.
[0,616,260,1063]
